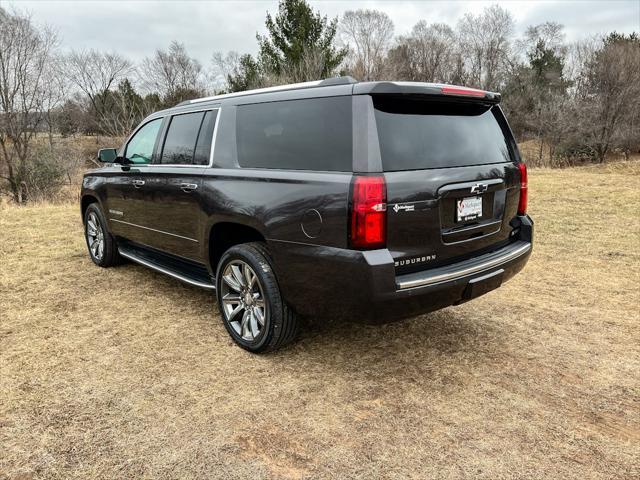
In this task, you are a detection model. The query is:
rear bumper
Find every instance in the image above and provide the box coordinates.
[395,241,531,290]
[269,215,533,321]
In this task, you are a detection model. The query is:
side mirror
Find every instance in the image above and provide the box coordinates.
[98,148,118,163]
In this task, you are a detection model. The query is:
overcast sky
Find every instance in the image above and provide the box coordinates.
[5,0,640,65]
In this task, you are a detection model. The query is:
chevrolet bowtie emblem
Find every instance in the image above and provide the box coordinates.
[470,183,488,194]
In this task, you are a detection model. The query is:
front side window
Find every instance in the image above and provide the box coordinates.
[159,111,207,165]
[125,118,162,164]
[236,96,352,171]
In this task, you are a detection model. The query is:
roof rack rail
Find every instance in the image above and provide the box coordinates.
[318,76,358,86]
[178,76,359,107]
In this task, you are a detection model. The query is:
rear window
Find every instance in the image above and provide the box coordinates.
[373,97,512,171]
[236,96,352,171]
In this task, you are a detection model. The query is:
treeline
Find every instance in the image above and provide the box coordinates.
[1,1,639,203]
[216,2,639,167]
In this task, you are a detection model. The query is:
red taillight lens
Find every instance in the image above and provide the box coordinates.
[350,175,387,249]
[441,85,486,97]
[517,163,528,215]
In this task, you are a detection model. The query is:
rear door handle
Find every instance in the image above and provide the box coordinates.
[132,179,145,188]
[180,183,198,193]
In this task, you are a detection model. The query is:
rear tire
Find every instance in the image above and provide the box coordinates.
[216,242,298,353]
[83,203,121,267]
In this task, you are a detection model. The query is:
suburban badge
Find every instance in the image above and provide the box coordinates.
[395,254,437,267]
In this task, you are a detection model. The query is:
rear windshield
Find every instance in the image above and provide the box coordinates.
[236,96,352,171]
[373,96,512,171]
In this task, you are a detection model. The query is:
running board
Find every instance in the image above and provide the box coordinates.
[118,245,216,290]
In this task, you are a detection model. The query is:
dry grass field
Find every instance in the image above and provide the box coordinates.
[1,163,639,479]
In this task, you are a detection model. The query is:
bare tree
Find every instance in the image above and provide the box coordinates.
[42,54,69,149]
[265,46,329,85]
[564,36,600,97]
[340,9,394,81]
[65,49,133,135]
[0,8,59,203]
[141,41,205,103]
[385,43,414,81]
[98,79,154,139]
[458,4,515,90]
[211,50,241,90]
[518,22,566,58]
[574,34,640,162]
[396,22,460,83]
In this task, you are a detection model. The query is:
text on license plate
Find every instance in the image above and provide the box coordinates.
[457,196,482,222]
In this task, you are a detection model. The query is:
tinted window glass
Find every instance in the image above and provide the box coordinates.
[374,97,512,171]
[194,110,217,165]
[236,96,352,171]
[160,112,205,165]
[125,118,162,164]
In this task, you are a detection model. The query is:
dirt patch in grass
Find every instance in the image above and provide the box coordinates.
[1,164,639,479]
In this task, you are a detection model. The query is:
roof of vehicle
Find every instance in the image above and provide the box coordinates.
[168,77,501,111]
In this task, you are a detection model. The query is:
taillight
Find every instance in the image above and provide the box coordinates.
[350,175,386,249]
[441,85,486,98]
[517,163,528,215]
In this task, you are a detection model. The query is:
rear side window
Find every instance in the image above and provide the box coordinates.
[373,97,512,171]
[236,96,352,171]
[160,110,217,165]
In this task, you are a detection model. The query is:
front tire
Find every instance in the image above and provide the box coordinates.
[216,242,298,353]
[84,203,121,267]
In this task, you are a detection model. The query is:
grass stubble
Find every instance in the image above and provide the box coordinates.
[0,163,639,479]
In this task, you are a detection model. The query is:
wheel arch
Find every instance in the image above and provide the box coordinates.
[207,221,267,274]
[81,194,101,219]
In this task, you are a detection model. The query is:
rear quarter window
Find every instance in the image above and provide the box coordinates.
[373,97,512,171]
[236,96,352,171]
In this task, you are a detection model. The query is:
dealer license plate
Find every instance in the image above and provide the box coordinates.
[457,196,482,222]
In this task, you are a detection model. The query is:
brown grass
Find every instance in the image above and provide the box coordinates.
[1,163,639,479]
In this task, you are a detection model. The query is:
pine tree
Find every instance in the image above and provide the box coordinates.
[226,54,262,92]
[256,0,347,81]
[528,40,567,94]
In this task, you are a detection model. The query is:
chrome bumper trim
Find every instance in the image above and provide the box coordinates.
[396,241,531,290]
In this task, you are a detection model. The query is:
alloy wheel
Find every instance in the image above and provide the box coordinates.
[86,211,104,261]
[220,260,267,341]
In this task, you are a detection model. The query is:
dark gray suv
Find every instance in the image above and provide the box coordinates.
[81,77,533,352]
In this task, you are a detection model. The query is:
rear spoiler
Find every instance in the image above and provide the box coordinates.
[353,81,501,104]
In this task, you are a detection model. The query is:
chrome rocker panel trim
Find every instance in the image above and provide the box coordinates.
[118,248,216,290]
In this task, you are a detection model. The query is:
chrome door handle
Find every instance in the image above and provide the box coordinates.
[132,179,145,188]
[180,183,198,193]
